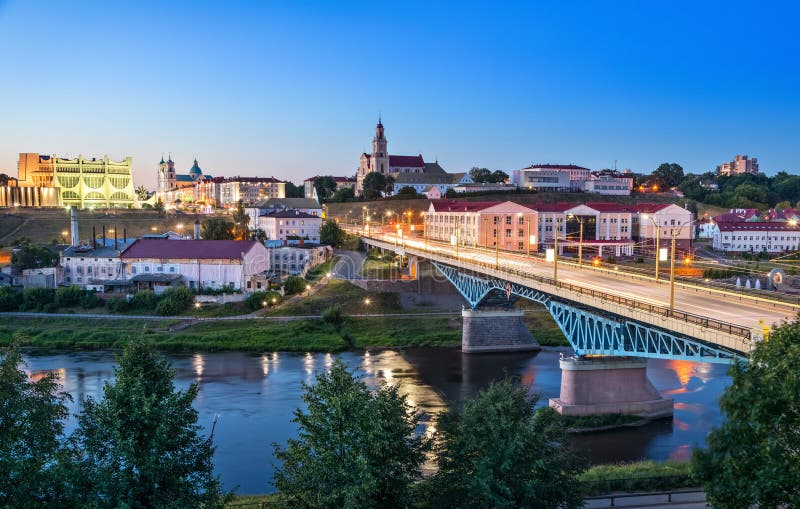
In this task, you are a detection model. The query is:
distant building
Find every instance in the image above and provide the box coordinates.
[120,238,269,292]
[157,156,210,207]
[255,210,322,243]
[711,222,800,253]
[452,182,516,194]
[717,154,759,176]
[304,176,356,201]
[356,119,451,195]
[424,200,538,253]
[5,153,136,208]
[391,166,472,196]
[245,198,322,230]
[263,241,333,277]
[512,164,590,191]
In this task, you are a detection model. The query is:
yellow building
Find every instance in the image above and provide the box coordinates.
[15,153,136,208]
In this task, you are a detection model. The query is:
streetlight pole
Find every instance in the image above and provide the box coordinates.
[527,215,531,256]
[669,232,676,314]
[554,218,559,282]
[642,214,661,281]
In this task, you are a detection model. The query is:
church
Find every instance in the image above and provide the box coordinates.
[356,119,447,195]
[156,155,210,207]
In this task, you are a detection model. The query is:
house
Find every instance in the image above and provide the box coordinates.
[711,222,800,253]
[256,210,322,243]
[120,239,270,292]
[245,198,323,230]
[391,170,472,196]
[263,241,333,277]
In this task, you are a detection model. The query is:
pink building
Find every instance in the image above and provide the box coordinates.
[717,154,759,176]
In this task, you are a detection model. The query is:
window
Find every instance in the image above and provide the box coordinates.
[505,216,512,225]
[518,229,524,236]
[169,267,175,273]
[132,266,137,274]
[144,266,150,272]
[505,229,511,237]
[87,266,92,274]
[518,242,524,250]
[519,216,525,224]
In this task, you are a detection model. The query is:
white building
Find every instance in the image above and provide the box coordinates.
[391,168,472,196]
[220,177,286,206]
[711,222,800,253]
[582,174,633,196]
[265,241,333,276]
[512,164,590,191]
[256,210,322,243]
[246,198,323,230]
[120,238,270,291]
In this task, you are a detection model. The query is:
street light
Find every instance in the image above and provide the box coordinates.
[641,213,662,281]
[668,219,697,314]
[566,214,584,266]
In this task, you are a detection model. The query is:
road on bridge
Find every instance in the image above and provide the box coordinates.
[358,230,797,333]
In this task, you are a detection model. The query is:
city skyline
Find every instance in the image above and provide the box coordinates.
[1,1,798,189]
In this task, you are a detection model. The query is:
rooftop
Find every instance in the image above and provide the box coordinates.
[121,239,261,260]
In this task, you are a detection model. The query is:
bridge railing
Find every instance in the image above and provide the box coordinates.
[361,234,753,341]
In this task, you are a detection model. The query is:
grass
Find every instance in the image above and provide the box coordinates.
[0,314,461,352]
[304,257,338,283]
[561,413,644,431]
[359,258,400,279]
[579,460,696,496]
[267,279,404,316]
[226,494,278,508]
[516,302,569,346]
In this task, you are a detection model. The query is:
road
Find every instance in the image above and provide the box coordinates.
[356,229,797,332]
[332,250,366,279]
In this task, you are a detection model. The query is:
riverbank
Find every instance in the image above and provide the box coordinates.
[0,314,463,351]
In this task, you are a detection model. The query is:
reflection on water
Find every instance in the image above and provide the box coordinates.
[21,347,731,494]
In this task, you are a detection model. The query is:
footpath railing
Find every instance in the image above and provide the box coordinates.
[359,233,753,341]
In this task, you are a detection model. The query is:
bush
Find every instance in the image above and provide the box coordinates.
[21,288,55,311]
[106,296,130,313]
[162,287,194,312]
[155,298,180,316]
[80,291,104,309]
[283,276,308,295]
[321,305,346,332]
[54,285,84,308]
[129,290,160,311]
[246,291,271,311]
[0,287,22,311]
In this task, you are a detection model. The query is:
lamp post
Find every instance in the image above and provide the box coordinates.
[567,214,585,267]
[668,219,697,314]
[641,213,661,281]
[554,217,560,281]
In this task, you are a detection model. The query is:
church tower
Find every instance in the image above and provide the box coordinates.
[157,154,176,194]
[372,118,389,175]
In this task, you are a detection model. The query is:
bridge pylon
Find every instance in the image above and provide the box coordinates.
[462,308,540,354]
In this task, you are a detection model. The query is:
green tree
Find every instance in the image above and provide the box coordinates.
[11,244,59,270]
[362,172,388,200]
[70,339,229,508]
[135,185,150,201]
[273,360,428,508]
[0,343,74,507]
[652,162,685,188]
[284,181,305,198]
[201,217,235,240]
[396,186,419,198]
[469,167,492,183]
[489,170,509,183]
[313,176,338,201]
[330,186,355,202]
[283,275,308,295]
[232,199,250,240]
[424,380,585,509]
[693,321,800,508]
[0,286,22,311]
[54,285,84,308]
[319,220,346,247]
[153,197,165,213]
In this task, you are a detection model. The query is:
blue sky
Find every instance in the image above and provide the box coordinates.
[1,0,798,188]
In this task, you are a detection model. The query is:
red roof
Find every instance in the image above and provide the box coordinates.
[632,203,672,213]
[225,177,282,183]
[429,199,499,212]
[528,202,579,212]
[583,202,636,213]
[715,221,800,232]
[523,164,591,171]
[389,155,425,167]
[121,239,261,260]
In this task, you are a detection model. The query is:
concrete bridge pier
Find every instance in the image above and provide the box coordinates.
[461,308,541,353]
[549,356,673,419]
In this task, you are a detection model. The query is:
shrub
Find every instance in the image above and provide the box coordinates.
[321,305,346,332]
[283,276,308,295]
[80,291,104,309]
[155,298,180,316]
[21,288,55,311]
[0,287,22,311]
[162,287,194,312]
[54,285,84,308]
[246,291,270,311]
[106,296,129,313]
[129,290,160,311]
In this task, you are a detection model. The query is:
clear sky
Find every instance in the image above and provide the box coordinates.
[1,0,798,189]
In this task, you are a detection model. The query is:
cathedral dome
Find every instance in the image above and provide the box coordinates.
[188,159,203,178]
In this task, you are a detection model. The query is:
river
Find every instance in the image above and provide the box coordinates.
[21,347,731,494]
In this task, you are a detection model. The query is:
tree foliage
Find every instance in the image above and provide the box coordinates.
[284,181,305,198]
[693,320,800,508]
[283,275,308,295]
[0,343,73,508]
[362,172,393,200]
[468,167,509,184]
[313,176,338,201]
[423,380,585,509]
[11,244,59,270]
[70,339,229,508]
[396,186,419,198]
[201,217,235,240]
[651,162,685,188]
[319,220,346,247]
[330,186,355,202]
[232,199,250,240]
[273,360,428,508]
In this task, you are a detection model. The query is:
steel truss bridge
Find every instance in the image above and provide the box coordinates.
[356,234,796,364]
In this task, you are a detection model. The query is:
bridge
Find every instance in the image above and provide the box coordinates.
[348,226,798,418]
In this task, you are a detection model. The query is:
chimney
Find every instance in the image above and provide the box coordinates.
[92,225,97,248]
[114,225,118,250]
[123,228,127,244]
[194,218,201,239]
[70,207,80,247]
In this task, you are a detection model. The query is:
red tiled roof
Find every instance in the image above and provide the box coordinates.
[225,177,282,183]
[429,200,499,212]
[389,155,425,167]
[715,221,800,232]
[121,239,260,260]
[528,202,579,212]
[632,203,672,213]
[583,202,636,213]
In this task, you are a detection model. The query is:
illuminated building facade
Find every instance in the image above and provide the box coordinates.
[8,153,136,208]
